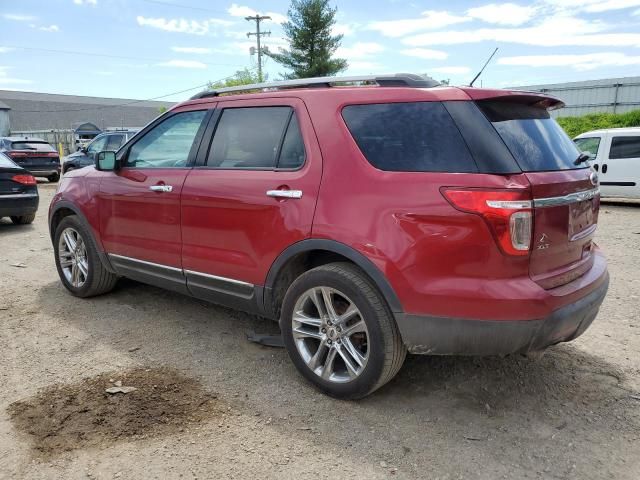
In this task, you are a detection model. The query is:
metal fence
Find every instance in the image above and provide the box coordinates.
[513,76,640,117]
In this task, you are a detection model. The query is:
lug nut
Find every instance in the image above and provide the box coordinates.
[327,339,332,345]
[321,328,326,333]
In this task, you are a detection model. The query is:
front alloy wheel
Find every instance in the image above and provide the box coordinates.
[58,227,89,288]
[292,287,369,383]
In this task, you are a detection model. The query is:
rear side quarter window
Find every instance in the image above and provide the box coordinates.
[609,136,640,159]
[341,102,478,173]
[574,137,601,159]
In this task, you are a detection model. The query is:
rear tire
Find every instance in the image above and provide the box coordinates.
[10,213,36,225]
[48,173,60,182]
[63,166,75,174]
[280,262,406,399]
[53,215,118,297]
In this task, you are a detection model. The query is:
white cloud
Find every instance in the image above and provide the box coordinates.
[158,59,207,69]
[430,66,471,75]
[498,52,640,70]
[582,0,640,12]
[400,48,448,60]
[0,47,13,53]
[136,16,232,35]
[38,25,60,32]
[402,15,640,47]
[171,46,213,54]
[336,42,385,59]
[332,23,358,36]
[0,66,33,85]
[368,10,470,37]
[73,0,97,5]
[634,7,640,13]
[3,13,36,21]
[467,3,537,26]
[227,4,287,24]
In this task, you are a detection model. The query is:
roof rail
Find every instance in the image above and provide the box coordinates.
[190,73,440,100]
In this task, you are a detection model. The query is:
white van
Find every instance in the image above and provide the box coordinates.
[574,127,640,199]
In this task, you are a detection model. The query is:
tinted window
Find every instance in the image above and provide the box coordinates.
[478,101,582,172]
[341,102,477,172]
[574,137,601,159]
[0,152,17,168]
[105,134,125,151]
[609,136,640,159]
[11,141,55,152]
[126,110,206,168]
[207,107,292,169]
[87,135,108,154]
[278,114,305,169]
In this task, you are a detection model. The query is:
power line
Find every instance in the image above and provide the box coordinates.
[9,71,255,113]
[245,15,271,82]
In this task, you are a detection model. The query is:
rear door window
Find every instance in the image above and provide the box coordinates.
[609,136,640,159]
[206,107,293,169]
[478,100,582,172]
[341,102,477,172]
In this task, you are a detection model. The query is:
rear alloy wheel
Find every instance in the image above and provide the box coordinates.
[10,213,36,225]
[54,215,118,297]
[281,263,406,399]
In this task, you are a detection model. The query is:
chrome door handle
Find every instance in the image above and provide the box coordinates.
[266,189,303,199]
[149,185,173,193]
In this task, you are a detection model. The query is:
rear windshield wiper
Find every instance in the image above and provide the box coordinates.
[574,152,591,165]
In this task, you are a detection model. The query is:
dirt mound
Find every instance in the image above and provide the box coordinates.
[7,367,222,457]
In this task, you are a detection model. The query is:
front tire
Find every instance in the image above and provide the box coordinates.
[53,215,118,297]
[10,213,36,225]
[280,263,406,399]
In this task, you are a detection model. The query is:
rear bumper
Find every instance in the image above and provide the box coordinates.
[0,194,39,217]
[397,271,609,355]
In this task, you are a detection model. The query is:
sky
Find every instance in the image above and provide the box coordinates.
[1,0,640,102]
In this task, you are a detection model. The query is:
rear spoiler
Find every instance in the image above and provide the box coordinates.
[458,87,565,111]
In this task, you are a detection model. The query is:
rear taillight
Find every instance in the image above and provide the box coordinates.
[8,152,27,158]
[442,188,533,256]
[12,174,37,185]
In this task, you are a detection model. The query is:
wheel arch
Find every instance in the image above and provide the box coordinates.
[263,239,403,320]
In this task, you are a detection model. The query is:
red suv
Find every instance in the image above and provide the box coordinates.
[49,74,609,399]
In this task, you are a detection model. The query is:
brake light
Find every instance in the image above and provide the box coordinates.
[8,152,27,158]
[12,174,37,185]
[442,188,533,256]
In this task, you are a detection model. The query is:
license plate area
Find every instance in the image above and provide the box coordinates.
[568,199,595,240]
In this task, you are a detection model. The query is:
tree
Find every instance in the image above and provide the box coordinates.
[266,0,347,79]
[208,68,263,89]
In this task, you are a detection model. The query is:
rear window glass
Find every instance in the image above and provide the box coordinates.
[341,102,477,173]
[609,136,640,159]
[478,101,582,172]
[0,152,17,168]
[11,141,55,152]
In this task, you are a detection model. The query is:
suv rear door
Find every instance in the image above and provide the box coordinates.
[98,107,211,291]
[476,98,600,289]
[180,98,322,310]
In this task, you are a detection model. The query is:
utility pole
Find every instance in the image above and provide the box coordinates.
[245,15,271,82]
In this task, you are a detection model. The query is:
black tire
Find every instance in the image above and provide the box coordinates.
[10,213,36,225]
[48,173,60,182]
[280,262,406,399]
[63,166,75,175]
[53,215,118,297]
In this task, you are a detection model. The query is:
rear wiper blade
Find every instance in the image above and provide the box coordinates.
[574,153,591,165]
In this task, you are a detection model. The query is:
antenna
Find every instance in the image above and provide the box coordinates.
[469,47,498,87]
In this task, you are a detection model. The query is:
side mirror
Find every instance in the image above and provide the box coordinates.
[81,146,88,153]
[96,151,117,171]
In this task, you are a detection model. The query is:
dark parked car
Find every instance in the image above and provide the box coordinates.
[49,74,608,399]
[62,130,138,174]
[0,137,61,182]
[0,152,38,224]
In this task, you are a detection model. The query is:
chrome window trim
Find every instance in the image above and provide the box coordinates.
[108,253,254,287]
[184,269,254,287]
[533,187,600,208]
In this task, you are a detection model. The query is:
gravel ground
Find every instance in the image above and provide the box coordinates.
[1,183,639,480]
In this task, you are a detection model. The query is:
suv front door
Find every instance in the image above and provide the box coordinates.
[98,107,211,291]
[180,98,322,311]
[601,135,640,198]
